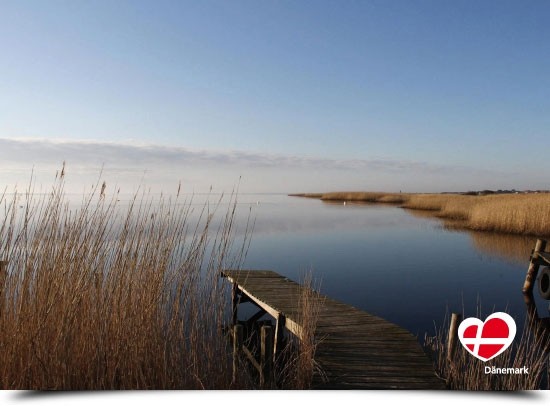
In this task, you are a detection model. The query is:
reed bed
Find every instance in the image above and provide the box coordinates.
[0,169,255,389]
[298,191,550,237]
[404,194,481,220]
[400,193,452,211]
[320,192,390,202]
[424,310,550,390]
[468,194,550,236]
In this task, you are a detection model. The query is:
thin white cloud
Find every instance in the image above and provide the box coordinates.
[0,137,492,175]
[1,137,527,194]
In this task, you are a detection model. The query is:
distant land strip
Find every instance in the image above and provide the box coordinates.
[289,191,550,237]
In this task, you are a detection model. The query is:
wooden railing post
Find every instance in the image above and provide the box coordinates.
[232,324,243,384]
[523,239,547,294]
[260,325,273,388]
[447,312,462,362]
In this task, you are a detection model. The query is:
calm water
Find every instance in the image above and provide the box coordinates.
[231,194,546,338]
[13,191,543,338]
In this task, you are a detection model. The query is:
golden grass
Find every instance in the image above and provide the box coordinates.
[401,193,449,211]
[405,194,481,220]
[468,194,550,236]
[296,191,550,237]
[0,168,324,390]
[0,168,255,389]
[320,192,389,202]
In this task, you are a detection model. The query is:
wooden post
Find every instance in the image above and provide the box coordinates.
[260,325,273,388]
[523,239,547,294]
[231,284,239,326]
[274,314,286,364]
[447,312,462,362]
[232,324,243,384]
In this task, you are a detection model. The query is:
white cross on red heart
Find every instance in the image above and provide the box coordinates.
[457,312,516,362]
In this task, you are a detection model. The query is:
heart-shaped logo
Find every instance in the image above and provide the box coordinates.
[457,312,516,362]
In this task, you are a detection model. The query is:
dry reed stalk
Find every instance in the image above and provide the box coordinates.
[376,194,408,204]
[276,272,324,389]
[468,194,550,236]
[437,195,480,220]
[400,194,450,211]
[0,167,254,389]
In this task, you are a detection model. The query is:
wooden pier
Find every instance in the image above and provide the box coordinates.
[222,269,444,389]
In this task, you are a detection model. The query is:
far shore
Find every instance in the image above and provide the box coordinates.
[289,191,550,238]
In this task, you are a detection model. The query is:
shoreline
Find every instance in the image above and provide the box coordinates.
[289,191,550,238]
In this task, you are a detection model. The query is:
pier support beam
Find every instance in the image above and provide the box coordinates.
[260,325,273,388]
[523,239,547,294]
[232,324,243,385]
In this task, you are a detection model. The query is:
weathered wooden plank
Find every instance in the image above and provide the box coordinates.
[319,362,432,369]
[318,352,431,361]
[318,374,443,384]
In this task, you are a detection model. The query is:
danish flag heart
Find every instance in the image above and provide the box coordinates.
[457,312,516,362]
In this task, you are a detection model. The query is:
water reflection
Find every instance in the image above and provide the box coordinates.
[403,208,536,266]
[234,197,423,236]
[239,195,550,339]
[467,232,536,266]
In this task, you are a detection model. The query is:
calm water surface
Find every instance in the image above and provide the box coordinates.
[233,194,546,338]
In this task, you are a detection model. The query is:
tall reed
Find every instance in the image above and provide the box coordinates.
[468,194,550,236]
[0,168,253,389]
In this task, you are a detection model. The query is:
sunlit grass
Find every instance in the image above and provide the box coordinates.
[468,194,550,236]
[0,167,253,389]
[0,168,323,389]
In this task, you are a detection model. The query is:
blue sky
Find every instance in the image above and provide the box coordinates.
[1,1,549,193]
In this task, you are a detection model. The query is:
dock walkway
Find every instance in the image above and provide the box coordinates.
[222,269,444,389]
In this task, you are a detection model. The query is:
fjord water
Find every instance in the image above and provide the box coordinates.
[234,194,544,337]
